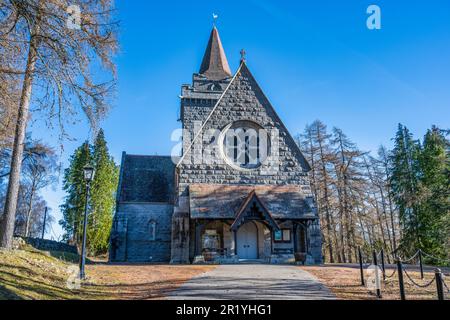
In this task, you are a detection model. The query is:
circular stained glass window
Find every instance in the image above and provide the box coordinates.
[221,120,270,170]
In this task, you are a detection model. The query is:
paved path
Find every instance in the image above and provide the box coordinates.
[167,264,336,300]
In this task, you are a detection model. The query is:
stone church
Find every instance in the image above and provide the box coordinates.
[109,26,322,265]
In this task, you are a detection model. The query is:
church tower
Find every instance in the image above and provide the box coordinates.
[170,26,322,264]
[170,27,234,263]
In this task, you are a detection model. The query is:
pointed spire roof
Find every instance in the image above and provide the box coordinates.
[199,27,232,80]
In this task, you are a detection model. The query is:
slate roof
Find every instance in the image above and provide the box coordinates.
[199,27,232,80]
[189,184,317,220]
[118,154,175,203]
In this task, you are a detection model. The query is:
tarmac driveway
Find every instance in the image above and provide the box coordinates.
[166,264,336,300]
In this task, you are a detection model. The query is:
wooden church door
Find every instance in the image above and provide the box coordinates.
[237,222,258,259]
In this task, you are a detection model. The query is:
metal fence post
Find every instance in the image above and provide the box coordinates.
[396,259,406,300]
[373,250,382,299]
[435,269,444,301]
[358,246,365,286]
[418,249,424,280]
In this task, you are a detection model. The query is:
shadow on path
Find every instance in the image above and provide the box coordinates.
[167,265,336,300]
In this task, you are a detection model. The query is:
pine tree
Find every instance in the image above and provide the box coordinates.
[390,124,422,256]
[59,130,118,256]
[60,142,92,244]
[418,126,450,262]
[88,130,119,255]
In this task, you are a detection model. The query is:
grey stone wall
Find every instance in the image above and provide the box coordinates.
[18,237,78,254]
[179,64,311,192]
[111,203,173,262]
[170,64,323,265]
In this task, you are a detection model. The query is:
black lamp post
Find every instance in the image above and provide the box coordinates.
[79,164,94,280]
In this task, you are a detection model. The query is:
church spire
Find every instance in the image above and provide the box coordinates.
[199,26,232,81]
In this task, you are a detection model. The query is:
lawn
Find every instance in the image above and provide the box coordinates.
[0,247,214,300]
[3,247,448,300]
[302,264,450,300]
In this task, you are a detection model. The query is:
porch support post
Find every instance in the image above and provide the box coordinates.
[233,230,237,255]
[194,220,202,256]
[305,220,311,254]
[293,222,298,253]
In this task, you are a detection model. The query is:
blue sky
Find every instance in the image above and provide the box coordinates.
[31,0,450,239]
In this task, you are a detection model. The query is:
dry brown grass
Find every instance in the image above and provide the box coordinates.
[85,264,215,300]
[301,264,449,300]
[0,248,214,300]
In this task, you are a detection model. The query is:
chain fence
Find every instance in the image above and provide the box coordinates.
[384,268,397,279]
[443,279,450,292]
[397,250,420,264]
[421,251,450,265]
[402,267,436,288]
[357,246,449,300]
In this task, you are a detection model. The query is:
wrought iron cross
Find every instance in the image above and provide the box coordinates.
[240,49,246,62]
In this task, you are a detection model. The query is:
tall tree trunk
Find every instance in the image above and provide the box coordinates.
[355,204,368,243]
[373,196,388,249]
[0,30,39,249]
[319,161,335,262]
[335,177,346,263]
[378,186,393,258]
[388,194,397,249]
[338,197,346,263]
[25,185,36,237]
[402,128,421,251]
[379,147,398,250]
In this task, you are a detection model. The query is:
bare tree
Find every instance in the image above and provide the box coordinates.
[362,155,390,252]
[377,145,398,250]
[302,121,339,263]
[331,127,365,263]
[20,142,57,236]
[0,0,118,248]
[298,121,403,263]
[11,187,54,238]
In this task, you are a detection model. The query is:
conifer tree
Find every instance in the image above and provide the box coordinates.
[60,130,118,255]
[418,126,449,261]
[88,129,119,255]
[60,142,91,244]
[297,121,448,264]
[390,124,422,255]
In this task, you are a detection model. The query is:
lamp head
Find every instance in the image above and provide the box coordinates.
[83,165,95,183]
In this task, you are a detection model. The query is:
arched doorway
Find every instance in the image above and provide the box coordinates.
[237,222,258,259]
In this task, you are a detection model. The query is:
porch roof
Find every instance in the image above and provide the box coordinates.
[189,184,317,220]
